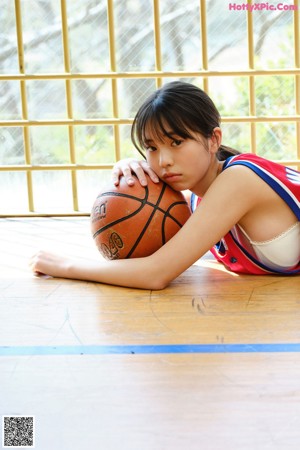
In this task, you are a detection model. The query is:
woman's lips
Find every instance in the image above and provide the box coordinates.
[162,172,182,182]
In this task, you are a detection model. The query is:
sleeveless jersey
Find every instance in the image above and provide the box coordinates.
[191,153,300,275]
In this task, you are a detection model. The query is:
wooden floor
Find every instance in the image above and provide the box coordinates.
[1,217,300,450]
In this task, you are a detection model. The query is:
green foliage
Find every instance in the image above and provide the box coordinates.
[214,25,297,161]
[30,125,137,165]
[231,74,296,160]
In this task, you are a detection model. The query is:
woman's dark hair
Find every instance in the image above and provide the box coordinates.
[131,81,240,161]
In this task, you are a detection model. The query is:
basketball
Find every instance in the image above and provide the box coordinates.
[90,175,191,260]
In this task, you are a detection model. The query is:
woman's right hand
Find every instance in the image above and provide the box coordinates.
[111,158,160,186]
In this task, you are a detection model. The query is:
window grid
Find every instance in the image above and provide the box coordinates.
[247,3,257,155]
[107,0,121,164]
[200,0,208,92]
[0,0,300,217]
[61,0,78,211]
[15,0,34,212]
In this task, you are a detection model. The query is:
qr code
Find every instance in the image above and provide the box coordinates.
[2,416,35,448]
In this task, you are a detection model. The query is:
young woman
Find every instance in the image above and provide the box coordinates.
[30,81,300,288]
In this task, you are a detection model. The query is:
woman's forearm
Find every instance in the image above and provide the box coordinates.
[31,251,168,290]
[68,257,165,289]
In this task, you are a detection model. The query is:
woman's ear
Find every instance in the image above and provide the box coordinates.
[209,127,222,154]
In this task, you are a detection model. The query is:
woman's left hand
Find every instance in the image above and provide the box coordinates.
[111,158,159,186]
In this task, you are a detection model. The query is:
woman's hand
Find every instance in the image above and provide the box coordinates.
[29,250,72,278]
[111,158,160,186]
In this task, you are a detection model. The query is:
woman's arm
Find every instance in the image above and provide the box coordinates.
[30,166,260,289]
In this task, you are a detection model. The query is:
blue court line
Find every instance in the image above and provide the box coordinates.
[1,343,300,356]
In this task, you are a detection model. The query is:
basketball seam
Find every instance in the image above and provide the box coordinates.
[93,198,188,243]
[161,201,188,244]
[92,187,150,239]
[125,183,167,258]
[96,190,175,216]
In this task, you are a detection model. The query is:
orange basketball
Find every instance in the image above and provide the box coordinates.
[90,175,191,260]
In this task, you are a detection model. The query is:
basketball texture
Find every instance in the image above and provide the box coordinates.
[90,175,191,260]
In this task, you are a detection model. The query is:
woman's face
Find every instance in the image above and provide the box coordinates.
[143,126,221,195]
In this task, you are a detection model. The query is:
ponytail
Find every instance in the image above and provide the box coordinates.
[217,145,241,161]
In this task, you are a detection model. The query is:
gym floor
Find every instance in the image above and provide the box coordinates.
[1,217,300,450]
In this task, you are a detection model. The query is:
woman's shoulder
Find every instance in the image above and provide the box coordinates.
[221,153,300,217]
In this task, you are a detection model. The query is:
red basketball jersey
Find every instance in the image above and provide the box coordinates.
[191,153,300,275]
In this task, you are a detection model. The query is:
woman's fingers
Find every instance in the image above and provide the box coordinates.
[127,161,148,186]
[122,166,137,186]
[112,166,135,186]
[29,250,69,278]
[112,159,136,186]
[140,161,160,184]
[111,166,123,186]
[112,158,159,186]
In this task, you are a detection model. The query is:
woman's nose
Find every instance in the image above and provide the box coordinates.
[159,148,173,167]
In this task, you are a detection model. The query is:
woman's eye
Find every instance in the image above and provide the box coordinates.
[171,139,183,147]
[145,146,157,152]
